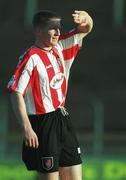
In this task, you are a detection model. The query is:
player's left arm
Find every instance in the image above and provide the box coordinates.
[72,10,93,34]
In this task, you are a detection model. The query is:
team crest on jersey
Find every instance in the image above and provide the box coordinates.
[50,72,64,89]
[42,157,54,170]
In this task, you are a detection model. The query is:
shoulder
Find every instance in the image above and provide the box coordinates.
[17,46,37,68]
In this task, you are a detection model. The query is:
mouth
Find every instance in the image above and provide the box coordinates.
[52,37,59,41]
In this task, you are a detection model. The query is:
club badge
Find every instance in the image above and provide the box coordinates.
[42,157,54,171]
[50,72,64,89]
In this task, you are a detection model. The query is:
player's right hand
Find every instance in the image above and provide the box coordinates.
[23,127,39,149]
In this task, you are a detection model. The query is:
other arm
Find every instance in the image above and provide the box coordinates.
[10,91,39,148]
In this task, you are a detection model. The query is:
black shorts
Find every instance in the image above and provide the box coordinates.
[22,108,82,173]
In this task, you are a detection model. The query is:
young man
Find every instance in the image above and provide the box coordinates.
[7,10,93,180]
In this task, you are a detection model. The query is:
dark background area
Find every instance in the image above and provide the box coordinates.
[0,0,126,156]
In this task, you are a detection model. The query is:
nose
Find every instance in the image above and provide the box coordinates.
[55,28,60,36]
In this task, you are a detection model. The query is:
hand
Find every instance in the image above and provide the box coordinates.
[72,10,93,33]
[72,10,88,25]
[23,126,39,149]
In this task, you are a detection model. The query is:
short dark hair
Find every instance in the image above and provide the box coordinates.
[32,10,61,27]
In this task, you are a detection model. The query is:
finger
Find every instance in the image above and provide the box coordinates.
[29,138,33,147]
[72,10,80,17]
[74,10,80,14]
[31,135,39,149]
[72,14,79,18]
[75,10,87,15]
[35,137,39,149]
[31,138,36,148]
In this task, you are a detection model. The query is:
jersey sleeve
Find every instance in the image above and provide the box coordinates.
[7,52,34,95]
[58,29,85,62]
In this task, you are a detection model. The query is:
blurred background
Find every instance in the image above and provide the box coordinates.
[0,0,126,179]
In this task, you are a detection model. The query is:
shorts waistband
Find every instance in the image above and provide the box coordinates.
[28,107,69,118]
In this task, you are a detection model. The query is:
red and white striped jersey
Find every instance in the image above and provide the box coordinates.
[7,29,85,115]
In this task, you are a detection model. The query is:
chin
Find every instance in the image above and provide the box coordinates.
[52,39,58,45]
[51,42,58,46]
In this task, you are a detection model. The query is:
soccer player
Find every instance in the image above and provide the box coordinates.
[7,10,93,180]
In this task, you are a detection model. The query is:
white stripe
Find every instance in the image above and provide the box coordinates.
[54,44,65,68]
[16,55,36,114]
[54,44,68,96]
[15,55,34,94]
[24,84,36,115]
[33,54,55,113]
[47,52,60,73]
[47,53,64,104]
[16,70,30,93]
[57,88,64,104]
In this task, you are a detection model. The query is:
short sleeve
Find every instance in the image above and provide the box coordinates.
[7,53,34,95]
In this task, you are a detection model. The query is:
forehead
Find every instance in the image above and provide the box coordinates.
[46,18,61,29]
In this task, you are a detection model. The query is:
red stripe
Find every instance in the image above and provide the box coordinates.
[31,66,46,114]
[35,48,61,109]
[59,29,79,40]
[62,44,81,61]
[61,78,67,106]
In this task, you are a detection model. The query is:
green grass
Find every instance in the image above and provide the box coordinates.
[0,157,126,180]
[0,164,36,180]
[83,158,126,179]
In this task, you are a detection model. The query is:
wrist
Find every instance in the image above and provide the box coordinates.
[21,121,32,132]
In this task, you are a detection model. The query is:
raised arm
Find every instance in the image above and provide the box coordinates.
[72,10,93,34]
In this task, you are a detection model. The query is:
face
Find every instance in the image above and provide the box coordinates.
[36,18,61,47]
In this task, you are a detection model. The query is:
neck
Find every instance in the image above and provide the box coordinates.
[35,41,52,52]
